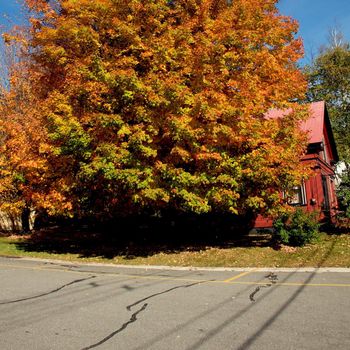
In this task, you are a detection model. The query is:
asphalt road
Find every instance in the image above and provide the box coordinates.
[1,257,350,350]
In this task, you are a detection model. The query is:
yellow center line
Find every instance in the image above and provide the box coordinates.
[223,270,257,283]
[1,263,350,287]
[224,281,350,287]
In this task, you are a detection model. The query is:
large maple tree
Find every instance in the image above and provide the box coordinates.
[1,0,308,224]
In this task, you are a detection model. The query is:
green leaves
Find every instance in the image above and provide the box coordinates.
[306,44,350,161]
[49,115,91,157]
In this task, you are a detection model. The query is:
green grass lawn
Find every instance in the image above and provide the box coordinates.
[0,232,349,268]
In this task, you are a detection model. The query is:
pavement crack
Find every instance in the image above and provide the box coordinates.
[249,273,278,302]
[266,272,278,284]
[81,303,148,350]
[44,262,80,269]
[249,285,269,302]
[0,276,96,305]
[126,281,203,311]
[80,281,203,349]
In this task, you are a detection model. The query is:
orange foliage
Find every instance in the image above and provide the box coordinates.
[0,0,308,220]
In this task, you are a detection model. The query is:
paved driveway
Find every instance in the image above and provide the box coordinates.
[1,257,350,349]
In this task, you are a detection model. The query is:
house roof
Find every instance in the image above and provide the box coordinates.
[265,101,324,143]
[266,101,339,162]
[302,101,325,144]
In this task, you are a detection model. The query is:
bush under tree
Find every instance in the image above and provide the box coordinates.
[273,208,320,247]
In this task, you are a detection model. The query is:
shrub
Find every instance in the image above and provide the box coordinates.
[273,208,320,247]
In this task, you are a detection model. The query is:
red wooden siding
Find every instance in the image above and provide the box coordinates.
[254,102,339,228]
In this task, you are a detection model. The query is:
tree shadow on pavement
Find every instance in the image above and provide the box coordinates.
[185,236,340,350]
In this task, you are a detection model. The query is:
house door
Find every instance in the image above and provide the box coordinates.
[321,175,330,212]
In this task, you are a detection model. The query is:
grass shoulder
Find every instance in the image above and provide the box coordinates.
[0,231,349,268]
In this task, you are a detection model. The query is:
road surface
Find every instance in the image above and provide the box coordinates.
[1,256,349,349]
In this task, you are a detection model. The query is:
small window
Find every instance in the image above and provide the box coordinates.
[322,139,328,163]
[288,182,307,206]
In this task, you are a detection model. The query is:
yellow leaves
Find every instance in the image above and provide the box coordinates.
[33,190,73,217]
[42,45,68,66]
[170,146,192,163]
[117,125,131,138]
[2,33,15,45]
[229,207,239,215]
[25,0,51,13]
[195,151,222,162]
[245,196,267,210]
[137,188,170,205]
[29,18,42,31]
[46,92,73,117]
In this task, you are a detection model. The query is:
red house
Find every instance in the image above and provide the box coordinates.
[255,101,339,228]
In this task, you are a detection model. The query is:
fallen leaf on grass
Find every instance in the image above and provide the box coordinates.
[280,245,298,253]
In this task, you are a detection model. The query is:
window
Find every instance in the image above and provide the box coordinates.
[322,139,328,163]
[321,175,330,211]
[288,182,307,206]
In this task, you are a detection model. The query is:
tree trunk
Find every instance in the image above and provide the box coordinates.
[21,206,31,233]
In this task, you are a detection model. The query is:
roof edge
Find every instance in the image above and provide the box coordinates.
[323,104,339,162]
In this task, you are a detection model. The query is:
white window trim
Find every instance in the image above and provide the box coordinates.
[287,181,307,206]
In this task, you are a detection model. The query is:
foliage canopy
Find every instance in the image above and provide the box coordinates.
[0,0,308,223]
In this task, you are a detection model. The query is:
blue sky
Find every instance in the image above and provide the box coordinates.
[1,0,350,65]
[0,1,25,30]
[278,0,350,64]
